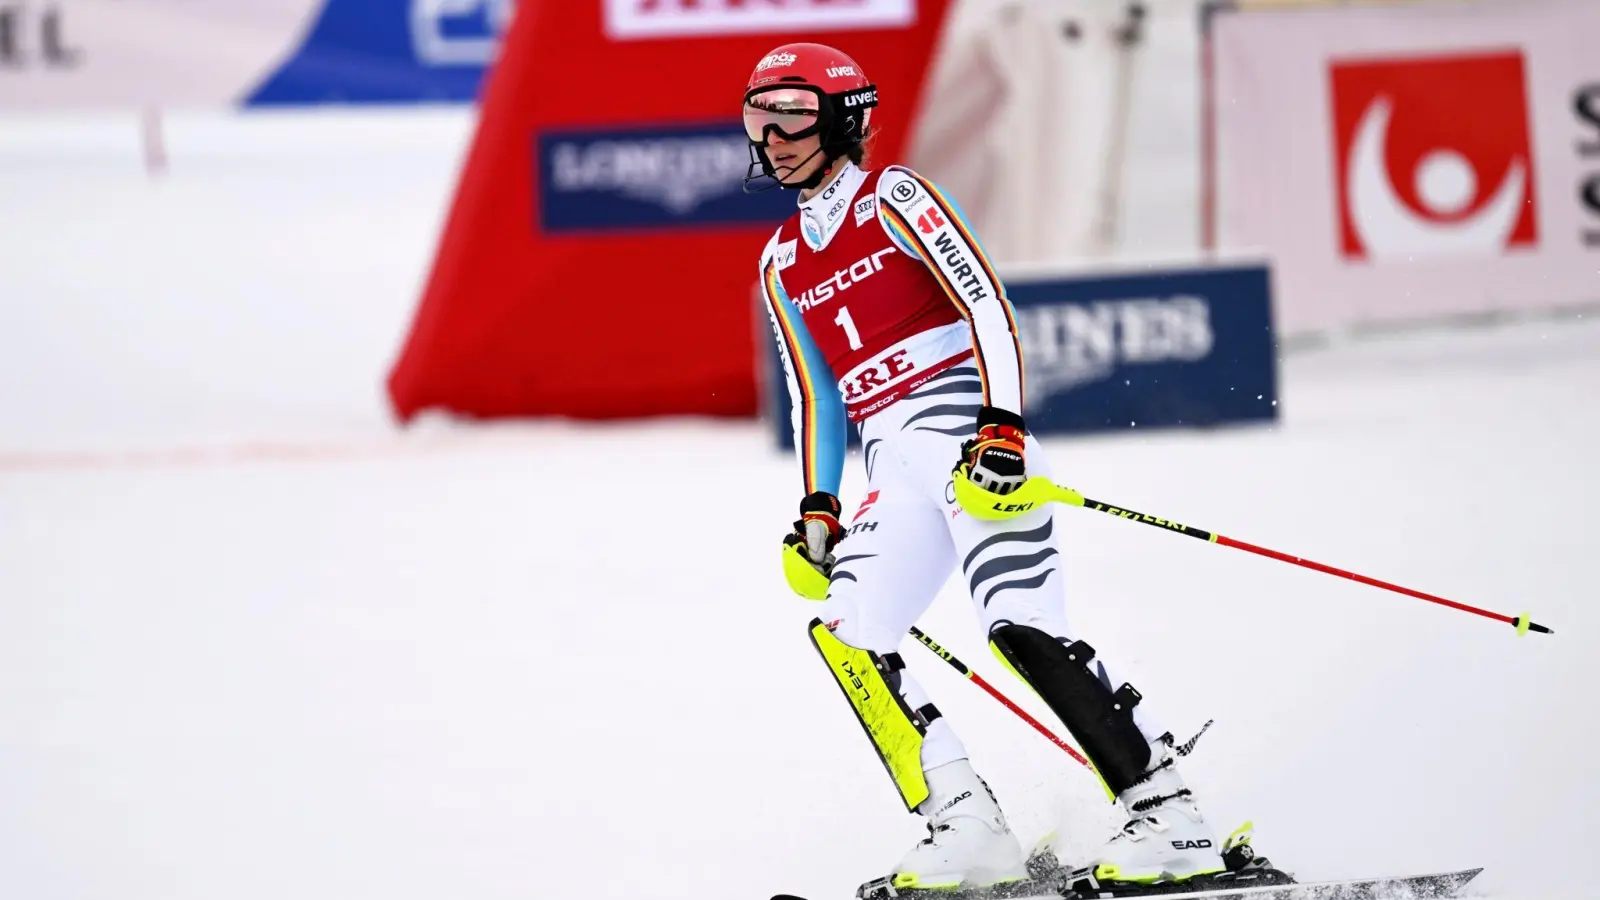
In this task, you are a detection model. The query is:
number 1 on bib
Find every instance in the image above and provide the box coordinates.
[835,305,863,350]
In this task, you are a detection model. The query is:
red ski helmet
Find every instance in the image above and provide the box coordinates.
[741,43,878,191]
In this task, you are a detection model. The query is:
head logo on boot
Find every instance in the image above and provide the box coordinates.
[936,790,972,816]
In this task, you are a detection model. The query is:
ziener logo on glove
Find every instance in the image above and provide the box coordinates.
[1330,50,1538,260]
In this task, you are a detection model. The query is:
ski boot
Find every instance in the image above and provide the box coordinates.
[1058,736,1270,898]
[1059,814,1296,898]
[855,760,1029,899]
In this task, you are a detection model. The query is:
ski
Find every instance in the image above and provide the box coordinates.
[772,867,1482,900]
[1055,868,1483,900]
[772,880,1054,900]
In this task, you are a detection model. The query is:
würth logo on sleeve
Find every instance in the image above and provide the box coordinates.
[1330,50,1538,261]
[849,490,880,533]
[852,490,880,522]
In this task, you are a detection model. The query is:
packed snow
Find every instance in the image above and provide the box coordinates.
[2,110,1594,900]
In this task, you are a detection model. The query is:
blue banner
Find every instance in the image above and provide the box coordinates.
[537,122,796,233]
[246,0,509,105]
[768,262,1278,448]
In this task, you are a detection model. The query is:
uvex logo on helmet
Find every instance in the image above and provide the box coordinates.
[744,43,872,95]
[844,88,877,108]
[1331,50,1539,260]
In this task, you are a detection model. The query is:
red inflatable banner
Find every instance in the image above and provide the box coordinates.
[388,0,954,422]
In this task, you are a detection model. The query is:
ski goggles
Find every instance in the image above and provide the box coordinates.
[742,87,824,143]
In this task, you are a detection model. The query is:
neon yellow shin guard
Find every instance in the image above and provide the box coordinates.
[808,619,932,811]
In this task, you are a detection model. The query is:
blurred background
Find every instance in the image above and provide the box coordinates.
[2,1,1595,900]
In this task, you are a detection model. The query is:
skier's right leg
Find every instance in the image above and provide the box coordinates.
[881,403,1228,889]
[809,450,1025,891]
[948,444,1226,886]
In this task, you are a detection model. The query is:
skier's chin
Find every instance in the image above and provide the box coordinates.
[768,152,819,186]
[775,165,812,186]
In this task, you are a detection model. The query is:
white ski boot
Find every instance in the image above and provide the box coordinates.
[889,759,1028,890]
[1084,736,1225,886]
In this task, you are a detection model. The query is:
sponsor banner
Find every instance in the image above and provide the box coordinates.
[0,0,507,110]
[1212,0,1600,336]
[0,0,312,109]
[247,0,510,105]
[604,0,915,41]
[537,122,792,233]
[767,262,1278,448]
[1009,264,1276,433]
[387,0,955,422]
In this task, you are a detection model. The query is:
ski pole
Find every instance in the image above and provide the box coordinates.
[955,472,1554,637]
[907,626,1090,768]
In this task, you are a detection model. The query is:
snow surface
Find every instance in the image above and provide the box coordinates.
[3,109,1597,900]
[0,108,470,456]
[3,314,1595,900]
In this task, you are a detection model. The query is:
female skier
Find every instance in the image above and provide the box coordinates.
[747,43,1230,898]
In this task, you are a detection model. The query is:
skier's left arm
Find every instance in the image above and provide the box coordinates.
[876,167,1030,495]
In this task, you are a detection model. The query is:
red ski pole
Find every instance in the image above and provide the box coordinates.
[1078,495,1553,636]
[953,471,1554,636]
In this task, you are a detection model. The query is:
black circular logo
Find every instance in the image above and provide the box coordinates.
[891,181,917,203]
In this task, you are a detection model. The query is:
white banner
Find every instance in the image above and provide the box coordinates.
[0,1,318,109]
[1212,0,1600,335]
[0,0,509,110]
